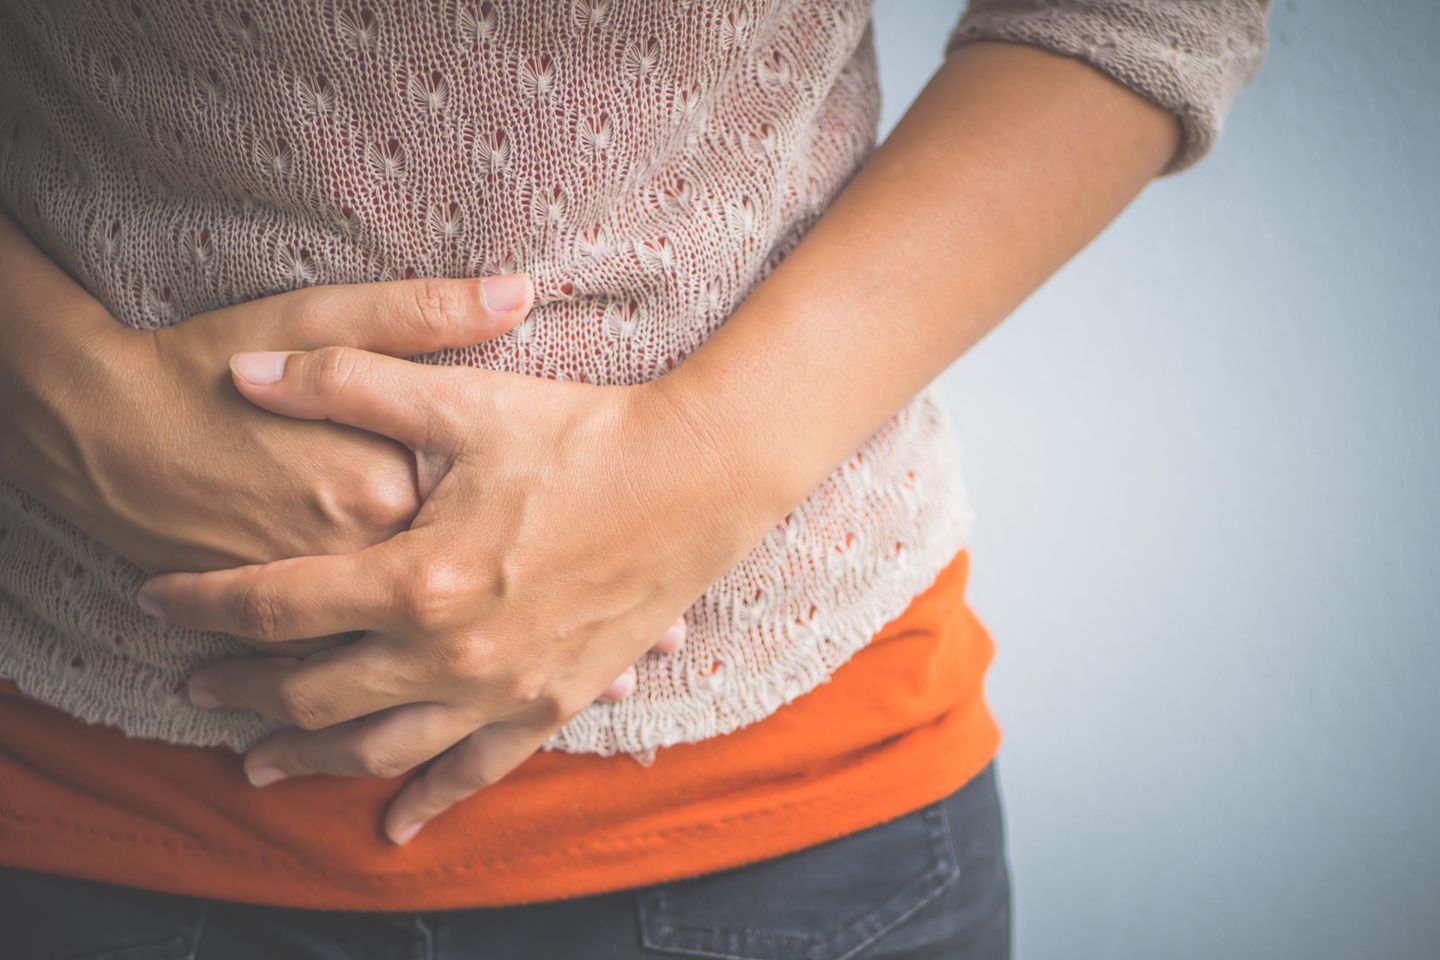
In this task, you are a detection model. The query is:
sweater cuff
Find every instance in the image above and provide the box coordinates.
[943,0,1269,176]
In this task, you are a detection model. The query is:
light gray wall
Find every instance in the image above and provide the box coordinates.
[871,2,1440,958]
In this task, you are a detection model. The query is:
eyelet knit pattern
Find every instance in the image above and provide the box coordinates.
[945,0,1268,174]
[0,0,1264,762]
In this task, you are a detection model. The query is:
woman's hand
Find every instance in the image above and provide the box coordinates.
[41,276,533,577]
[0,210,520,581]
[134,334,778,845]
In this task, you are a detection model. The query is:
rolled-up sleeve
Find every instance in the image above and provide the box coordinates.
[944,0,1270,175]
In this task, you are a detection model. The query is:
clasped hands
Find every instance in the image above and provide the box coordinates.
[129,274,764,845]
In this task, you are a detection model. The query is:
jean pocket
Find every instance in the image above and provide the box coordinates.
[634,799,960,960]
[0,867,206,960]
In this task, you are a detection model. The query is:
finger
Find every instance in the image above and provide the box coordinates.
[248,630,365,658]
[228,346,458,452]
[595,665,636,702]
[383,720,551,844]
[239,274,534,356]
[187,638,418,731]
[650,617,687,655]
[136,546,407,642]
[240,702,476,786]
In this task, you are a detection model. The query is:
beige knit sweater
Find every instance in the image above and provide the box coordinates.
[0,0,1268,762]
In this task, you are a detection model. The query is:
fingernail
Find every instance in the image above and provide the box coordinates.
[135,589,165,621]
[608,670,636,699]
[188,683,220,709]
[392,821,422,845]
[479,274,529,313]
[659,621,687,652]
[231,351,289,385]
[247,764,290,787]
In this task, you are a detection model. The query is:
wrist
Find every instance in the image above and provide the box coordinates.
[639,369,796,558]
[0,307,152,517]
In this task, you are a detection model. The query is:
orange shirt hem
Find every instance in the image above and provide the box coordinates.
[0,548,1000,911]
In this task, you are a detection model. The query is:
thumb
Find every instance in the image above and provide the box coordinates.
[229,346,460,454]
[222,273,535,356]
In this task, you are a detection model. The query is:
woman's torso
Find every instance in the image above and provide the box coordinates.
[0,0,976,759]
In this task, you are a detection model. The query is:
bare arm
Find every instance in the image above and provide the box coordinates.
[656,40,1182,524]
[0,208,131,507]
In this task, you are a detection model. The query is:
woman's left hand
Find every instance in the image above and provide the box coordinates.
[135,326,778,845]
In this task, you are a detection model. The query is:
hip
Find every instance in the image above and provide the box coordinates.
[0,761,1010,960]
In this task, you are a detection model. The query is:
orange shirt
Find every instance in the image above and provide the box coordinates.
[0,547,998,911]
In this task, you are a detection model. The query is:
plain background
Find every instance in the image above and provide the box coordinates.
[871,2,1440,958]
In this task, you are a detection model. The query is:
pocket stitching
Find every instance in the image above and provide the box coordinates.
[643,886,812,960]
[637,801,963,960]
[827,803,962,960]
[183,912,208,960]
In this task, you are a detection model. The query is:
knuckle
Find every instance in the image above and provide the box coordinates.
[501,668,547,709]
[311,459,417,546]
[457,755,503,790]
[234,580,285,642]
[350,743,411,779]
[427,632,491,687]
[351,475,418,532]
[507,673,576,726]
[396,562,469,633]
[408,278,470,341]
[307,345,361,397]
[361,755,409,780]
[424,381,469,445]
[469,766,503,789]
[543,691,589,726]
[275,677,330,731]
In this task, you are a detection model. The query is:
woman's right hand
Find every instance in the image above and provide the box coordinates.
[55,277,532,577]
[0,210,681,689]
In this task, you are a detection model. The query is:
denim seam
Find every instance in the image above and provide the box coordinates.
[637,800,964,960]
[829,804,961,960]
[183,913,206,960]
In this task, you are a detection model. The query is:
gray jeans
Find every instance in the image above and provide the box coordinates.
[0,762,1011,960]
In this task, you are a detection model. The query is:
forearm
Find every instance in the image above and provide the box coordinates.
[0,206,136,506]
[657,41,1180,526]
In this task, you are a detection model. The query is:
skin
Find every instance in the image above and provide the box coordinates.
[0,41,1179,845]
[0,210,684,676]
